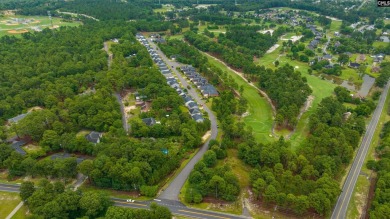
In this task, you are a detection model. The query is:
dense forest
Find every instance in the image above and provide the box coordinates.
[223,25,278,57]
[0,20,208,200]
[367,118,390,218]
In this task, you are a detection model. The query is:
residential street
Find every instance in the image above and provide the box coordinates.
[331,80,390,219]
[146,38,219,201]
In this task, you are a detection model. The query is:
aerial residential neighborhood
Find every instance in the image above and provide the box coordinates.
[0,0,390,219]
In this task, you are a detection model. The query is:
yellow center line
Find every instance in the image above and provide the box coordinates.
[178,210,230,219]
[114,201,147,207]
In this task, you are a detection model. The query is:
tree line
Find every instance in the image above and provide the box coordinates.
[367,118,390,218]
[19,180,171,219]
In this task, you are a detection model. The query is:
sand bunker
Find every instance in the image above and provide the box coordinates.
[30,20,40,24]
[50,25,60,29]
[8,29,28,34]
[266,44,279,54]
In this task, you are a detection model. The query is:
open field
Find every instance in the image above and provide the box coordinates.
[329,20,342,34]
[206,56,274,143]
[373,41,388,48]
[0,191,22,219]
[153,4,175,13]
[0,15,80,37]
[346,86,390,218]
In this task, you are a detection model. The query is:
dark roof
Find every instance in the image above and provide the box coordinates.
[192,114,204,122]
[10,141,27,155]
[323,54,332,59]
[188,102,198,109]
[184,96,193,103]
[190,108,201,115]
[349,62,360,68]
[8,113,30,123]
[85,131,102,144]
[201,85,219,96]
[142,118,156,126]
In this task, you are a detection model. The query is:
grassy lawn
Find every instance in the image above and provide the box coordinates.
[373,41,388,48]
[347,175,370,219]
[153,4,174,13]
[346,86,390,218]
[225,149,251,188]
[0,15,80,37]
[11,205,29,219]
[340,68,362,84]
[22,144,42,154]
[329,20,342,34]
[0,191,22,219]
[206,56,274,143]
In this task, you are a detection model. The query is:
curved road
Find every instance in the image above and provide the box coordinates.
[146,38,218,201]
[331,80,390,219]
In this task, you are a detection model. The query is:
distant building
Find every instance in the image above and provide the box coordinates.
[142,118,156,126]
[192,114,204,123]
[349,62,360,69]
[200,84,219,97]
[85,131,102,144]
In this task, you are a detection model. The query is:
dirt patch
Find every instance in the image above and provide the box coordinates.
[50,25,60,29]
[2,10,16,16]
[30,20,40,24]
[28,106,43,112]
[202,131,211,143]
[8,29,28,34]
[23,144,41,153]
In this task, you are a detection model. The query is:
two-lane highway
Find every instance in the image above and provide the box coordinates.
[331,80,390,219]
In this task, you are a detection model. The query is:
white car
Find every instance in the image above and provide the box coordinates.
[126,199,135,203]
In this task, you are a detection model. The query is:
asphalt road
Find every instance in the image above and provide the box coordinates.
[146,38,219,201]
[0,184,248,219]
[331,80,390,219]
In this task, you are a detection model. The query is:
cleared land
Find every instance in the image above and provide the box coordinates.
[0,15,80,37]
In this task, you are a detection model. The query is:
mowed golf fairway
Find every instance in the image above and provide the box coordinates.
[207,56,275,143]
[0,15,81,37]
[0,191,22,218]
